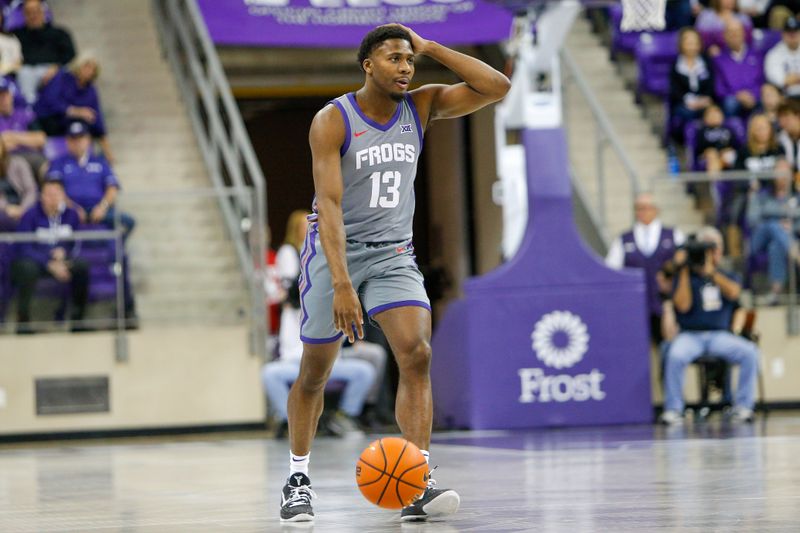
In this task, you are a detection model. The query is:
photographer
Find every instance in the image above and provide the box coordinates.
[660,226,759,424]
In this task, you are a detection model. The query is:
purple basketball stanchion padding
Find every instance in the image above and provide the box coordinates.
[430,128,652,430]
[635,31,678,101]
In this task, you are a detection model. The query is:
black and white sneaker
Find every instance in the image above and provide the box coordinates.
[400,470,460,522]
[280,473,316,522]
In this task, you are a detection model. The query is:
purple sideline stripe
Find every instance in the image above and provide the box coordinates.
[368,300,431,317]
[330,99,351,157]
[405,94,424,151]
[347,92,402,132]
[301,332,344,344]
[299,223,319,332]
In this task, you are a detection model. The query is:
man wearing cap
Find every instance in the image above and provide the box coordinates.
[765,17,800,98]
[47,121,137,321]
[11,179,89,334]
[47,121,132,233]
[0,77,47,175]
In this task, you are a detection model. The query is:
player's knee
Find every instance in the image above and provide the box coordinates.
[295,367,333,394]
[397,340,432,376]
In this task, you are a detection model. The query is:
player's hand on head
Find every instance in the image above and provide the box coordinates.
[383,23,428,54]
[333,285,364,343]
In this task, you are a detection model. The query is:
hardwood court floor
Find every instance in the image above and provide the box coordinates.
[2,414,800,532]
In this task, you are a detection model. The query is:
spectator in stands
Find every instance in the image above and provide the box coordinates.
[0,138,36,230]
[47,120,136,321]
[713,18,765,117]
[696,104,739,172]
[47,121,132,236]
[0,10,22,76]
[695,0,753,53]
[660,226,759,424]
[765,17,800,98]
[0,76,46,176]
[737,113,785,174]
[606,192,685,344]
[747,161,800,303]
[275,209,308,298]
[34,53,113,162]
[11,178,89,334]
[718,113,785,254]
[757,83,784,128]
[12,0,75,104]
[670,27,716,129]
[777,99,800,181]
[261,227,282,343]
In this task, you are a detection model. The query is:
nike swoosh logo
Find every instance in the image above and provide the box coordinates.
[354,130,368,137]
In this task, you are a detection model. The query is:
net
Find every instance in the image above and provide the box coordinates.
[620,0,666,31]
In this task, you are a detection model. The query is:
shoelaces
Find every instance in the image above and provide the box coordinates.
[286,485,316,508]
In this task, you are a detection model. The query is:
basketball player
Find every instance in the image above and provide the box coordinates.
[280,24,510,522]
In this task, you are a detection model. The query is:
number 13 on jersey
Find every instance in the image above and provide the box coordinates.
[369,171,402,208]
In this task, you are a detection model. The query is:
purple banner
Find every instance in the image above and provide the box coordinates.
[431,128,653,430]
[196,0,514,48]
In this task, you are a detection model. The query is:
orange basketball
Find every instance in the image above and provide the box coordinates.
[356,437,428,509]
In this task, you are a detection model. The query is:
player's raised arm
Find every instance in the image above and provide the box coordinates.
[397,24,511,124]
[308,105,364,342]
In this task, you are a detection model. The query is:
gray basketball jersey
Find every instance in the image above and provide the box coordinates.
[311,92,424,242]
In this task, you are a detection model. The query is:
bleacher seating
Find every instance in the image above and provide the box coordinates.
[609,4,645,58]
[604,4,800,300]
[635,31,678,102]
[0,0,130,329]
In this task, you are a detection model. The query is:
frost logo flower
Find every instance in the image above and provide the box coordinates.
[531,311,589,369]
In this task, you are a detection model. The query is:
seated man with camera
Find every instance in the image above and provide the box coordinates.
[660,226,759,425]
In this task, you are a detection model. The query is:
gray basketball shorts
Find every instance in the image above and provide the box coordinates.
[298,222,430,344]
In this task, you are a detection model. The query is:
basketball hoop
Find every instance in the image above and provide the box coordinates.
[620,0,666,32]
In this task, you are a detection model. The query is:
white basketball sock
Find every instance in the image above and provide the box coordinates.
[290,451,310,476]
[420,449,430,464]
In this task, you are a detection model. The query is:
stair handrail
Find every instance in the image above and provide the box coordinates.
[560,48,642,240]
[151,0,267,356]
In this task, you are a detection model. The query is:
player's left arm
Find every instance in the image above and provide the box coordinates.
[400,25,510,124]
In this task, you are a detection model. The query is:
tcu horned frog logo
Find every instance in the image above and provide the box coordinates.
[518,310,606,404]
[530,310,589,369]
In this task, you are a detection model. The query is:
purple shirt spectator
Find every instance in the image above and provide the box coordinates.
[712,46,764,101]
[34,67,106,137]
[48,151,119,212]
[14,199,81,268]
